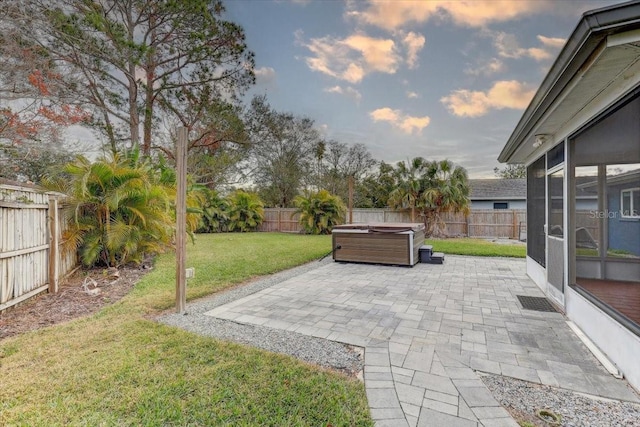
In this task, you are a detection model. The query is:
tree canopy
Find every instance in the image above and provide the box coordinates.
[2,0,255,156]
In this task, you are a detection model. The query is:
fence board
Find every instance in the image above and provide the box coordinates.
[0,185,76,311]
[259,207,529,239]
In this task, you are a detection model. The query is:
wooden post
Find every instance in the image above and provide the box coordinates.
[48,197,59,293]
[465,213,470,237]
[277,208,282,232]
[348,176,354,224]
[512,210,518,240]
[175,127,187,314]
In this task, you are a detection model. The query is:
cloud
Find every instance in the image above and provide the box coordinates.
[465,57,505,76]
[538,35,566,49]
[254,66,276,84]
[406,91,419,99]
[440,80,535,117]
[296,31,400,83]
[402,32,425,69]
[324,85,362,103]
[492,31,565,62]
[369,107,431,134]
[347,1,551,30]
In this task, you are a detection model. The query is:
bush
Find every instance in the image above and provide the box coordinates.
[196,188,229,233]
[294,190,346,235]
[227,190,264,232]
[45,149,174,267]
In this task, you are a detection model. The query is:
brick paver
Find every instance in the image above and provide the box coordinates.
[205,256,639,426]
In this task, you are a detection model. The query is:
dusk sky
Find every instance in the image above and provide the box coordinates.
[224,0,625,178]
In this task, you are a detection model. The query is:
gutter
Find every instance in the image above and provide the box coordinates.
[498,1,640,163]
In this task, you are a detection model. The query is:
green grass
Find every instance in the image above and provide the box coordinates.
[426,238,526,258]
[0,233,372,426]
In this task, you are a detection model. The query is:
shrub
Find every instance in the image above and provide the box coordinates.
[227,190,264,232]
[196,188,229,233]
[294,190,345,235]
[45,148,173,267]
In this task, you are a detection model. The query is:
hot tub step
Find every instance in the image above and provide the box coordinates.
[427,252,445,264]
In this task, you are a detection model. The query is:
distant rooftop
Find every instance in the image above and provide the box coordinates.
[469,179,526,200]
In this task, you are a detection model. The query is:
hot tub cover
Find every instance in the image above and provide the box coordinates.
[332,223,425,232]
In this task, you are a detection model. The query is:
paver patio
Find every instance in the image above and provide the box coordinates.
[204,255,639,426]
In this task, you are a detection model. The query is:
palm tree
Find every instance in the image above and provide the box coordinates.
[45,148,174,267]
[389,158,470,237]
[420,160,470,237]
[294,189,346,234]
[227,190,264,232]
[388,157,427,222]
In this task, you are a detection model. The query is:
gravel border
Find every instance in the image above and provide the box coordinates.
[157,258,364,377]
[482,373,640,427]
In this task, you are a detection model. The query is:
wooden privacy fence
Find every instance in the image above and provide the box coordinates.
[0,183,75,312]
[259,208,527,239]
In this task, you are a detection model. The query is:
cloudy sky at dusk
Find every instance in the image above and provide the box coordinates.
[224,0,625,178]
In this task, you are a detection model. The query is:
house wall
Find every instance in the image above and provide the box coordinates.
[607,184,640,257]
[470,200,526,210]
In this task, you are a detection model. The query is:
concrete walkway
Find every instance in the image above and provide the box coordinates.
[204,256,639,426]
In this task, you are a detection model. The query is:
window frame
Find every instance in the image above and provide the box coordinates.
[493,202,508,210]
[621,187,640,218]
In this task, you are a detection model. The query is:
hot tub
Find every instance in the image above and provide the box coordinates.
[331,223,425,266]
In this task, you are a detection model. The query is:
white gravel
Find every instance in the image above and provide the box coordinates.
[157,258,364,377]
[482,373,640,427]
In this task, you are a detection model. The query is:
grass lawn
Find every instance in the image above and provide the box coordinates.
[426,238,526,258]
[0,233,373,426]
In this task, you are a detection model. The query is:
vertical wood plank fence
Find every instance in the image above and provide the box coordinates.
[0,183,76,312]
[258,208,528,239]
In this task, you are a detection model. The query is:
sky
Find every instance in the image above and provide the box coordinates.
[222,0,626,178]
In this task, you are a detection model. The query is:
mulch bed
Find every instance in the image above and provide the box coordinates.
[0,265,150,341]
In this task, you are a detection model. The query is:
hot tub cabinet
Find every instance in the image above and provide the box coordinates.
[331,223,425,266]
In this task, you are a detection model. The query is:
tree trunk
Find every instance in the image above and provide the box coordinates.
[142,13,157,157]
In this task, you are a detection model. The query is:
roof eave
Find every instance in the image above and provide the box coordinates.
[499,1,640,163]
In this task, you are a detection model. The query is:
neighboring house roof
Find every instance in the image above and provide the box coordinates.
[469,179,526,200]
[499,1,640,164]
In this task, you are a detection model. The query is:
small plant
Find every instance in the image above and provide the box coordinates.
[227,190,264,232]
[294,189,346,235]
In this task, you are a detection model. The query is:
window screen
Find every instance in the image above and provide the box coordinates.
[527,156,546,267]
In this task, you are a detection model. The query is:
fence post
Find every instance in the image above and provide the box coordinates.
[512,210,518,239]
[48,196,59,293]
[465,214,470,237]
[278,208,282,232]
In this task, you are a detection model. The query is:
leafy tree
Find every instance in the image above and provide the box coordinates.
[226,190,264,232]
[357,161,396,208]
[6,0,254,155]
[0,143,75,183]
[0,2,88,147]
[44,148,174,267]
[293,190,346,235]
[494,164,526,179]
[389,158,470,237]
[316,140,376,206]
[246,96,320,207]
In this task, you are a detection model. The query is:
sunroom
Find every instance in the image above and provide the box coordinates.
[499,1,640,392]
